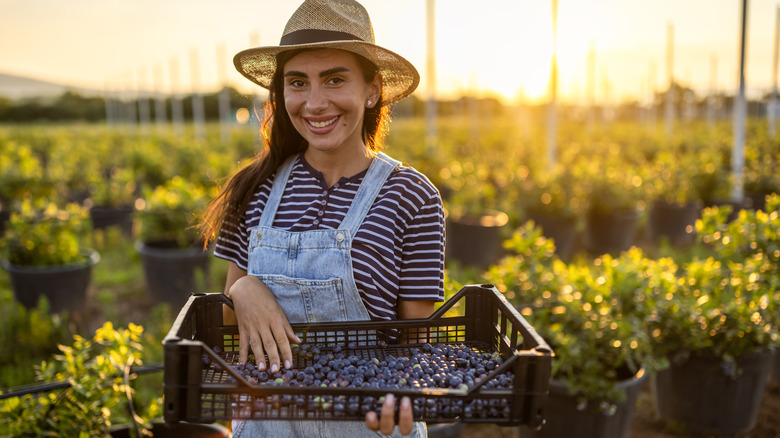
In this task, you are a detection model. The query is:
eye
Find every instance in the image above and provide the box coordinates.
[287,78,306,88]
[326,76,345,86]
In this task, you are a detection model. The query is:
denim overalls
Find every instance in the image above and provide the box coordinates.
[232,152,426,437]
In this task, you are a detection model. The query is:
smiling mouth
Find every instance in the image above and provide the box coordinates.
[308,117,338,128]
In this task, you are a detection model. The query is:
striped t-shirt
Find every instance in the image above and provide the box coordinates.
[214,154,445,321]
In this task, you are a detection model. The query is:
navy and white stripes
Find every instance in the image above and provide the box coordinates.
[214,155,445,321]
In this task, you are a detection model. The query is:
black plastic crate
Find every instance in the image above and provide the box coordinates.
[163,284,553,428]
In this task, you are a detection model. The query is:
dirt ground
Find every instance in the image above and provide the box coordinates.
[462,380,780,438]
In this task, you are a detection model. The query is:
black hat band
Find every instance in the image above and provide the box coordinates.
[280,29,365,46]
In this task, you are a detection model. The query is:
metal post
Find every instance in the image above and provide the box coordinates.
[104,80,114,128]
[425,0,437,154]
[125,70,137,130]
[586,39,596,136]
[547,0,559,169]
[154,64,168,134]
[217,42,232,144]
[732,0,748,203]
[648,60,657,128]
[190,49,206,141]
[170,56,185,137]
[664,22,675,137]
[769,5,779,137]
[707,55,717,128]
[137,67,151,136]
[250,31,264,129]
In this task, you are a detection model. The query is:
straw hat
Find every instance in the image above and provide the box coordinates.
[234,0,420,104]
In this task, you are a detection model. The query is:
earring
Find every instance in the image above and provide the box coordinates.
[367,99,372,106]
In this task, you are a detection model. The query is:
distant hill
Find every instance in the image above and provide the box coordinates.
[0,72,100,100]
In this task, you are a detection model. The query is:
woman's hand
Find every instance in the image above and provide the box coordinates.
[365,393,414,436]
[364,299,434,435]
[228,275,301,372]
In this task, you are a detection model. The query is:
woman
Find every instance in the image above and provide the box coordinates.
[199,1,445,436]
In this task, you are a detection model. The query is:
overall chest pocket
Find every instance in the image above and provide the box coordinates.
[254,274,347,324]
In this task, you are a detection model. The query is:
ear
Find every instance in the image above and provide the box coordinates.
[366,73,382,108]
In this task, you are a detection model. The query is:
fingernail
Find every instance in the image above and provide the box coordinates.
[402,397,411,408]
[385,393,394,405]
[271,363,279,373]
[284,359,292,369]
[258,362,265,371]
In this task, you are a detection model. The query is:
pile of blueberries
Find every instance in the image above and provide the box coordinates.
[203,342,515,420]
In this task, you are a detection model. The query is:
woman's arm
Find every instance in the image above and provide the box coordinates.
[398,300,436,319]
[399,299,435,343]
[222,262,245,325]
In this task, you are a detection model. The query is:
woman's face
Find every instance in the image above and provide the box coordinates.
[283,49,380,158]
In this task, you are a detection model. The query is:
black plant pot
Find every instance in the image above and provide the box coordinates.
[427,422,465,438]
[2,249,100,313]
[745,190,776,212]
[90,205,135,236]
[771,351,780,387]
[526,211,577,259]
[584,208,639,255]
[445,210,509,268]
[648,201,702,246]
[519,369,646,438]
[110,422,230,438]
[0,209,10,236]
[653,350,774,436]
[136,241,210,310]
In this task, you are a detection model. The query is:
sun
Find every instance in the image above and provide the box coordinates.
[369,0,618,104]
[436,1,558,104]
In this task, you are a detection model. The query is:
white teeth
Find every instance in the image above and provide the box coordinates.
[309,117,337,128]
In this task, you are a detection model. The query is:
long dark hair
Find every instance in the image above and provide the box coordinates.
[200,50,390,246]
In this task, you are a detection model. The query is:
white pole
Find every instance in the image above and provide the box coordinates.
[217,42,232,144]
[601,64,610,122]
[137,67,151,136]
[586,39,596,136]
[154,64,168,133]
[648,60,657,128]
[769,5,779,137]
[425,0,437,154]
[732,0,748,203]
[707,54,717,128]
[190,49,207,141]
[547,0,559,169]
[170,56,185,136]
[103,80,114,128]
[664,22,675,137]
[125,70,137,130]
[250,31,264,128]
[468,72,479,142]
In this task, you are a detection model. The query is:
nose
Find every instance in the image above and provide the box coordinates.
[305,84,328,113]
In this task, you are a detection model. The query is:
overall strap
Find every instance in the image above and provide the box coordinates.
[258,154,298,227]
[339,152,400,233]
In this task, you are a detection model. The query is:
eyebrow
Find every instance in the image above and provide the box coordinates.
[284,66,351,78]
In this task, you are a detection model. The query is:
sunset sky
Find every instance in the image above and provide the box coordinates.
[1,0,778,104]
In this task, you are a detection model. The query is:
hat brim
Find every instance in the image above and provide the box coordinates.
[234,40,420,105]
